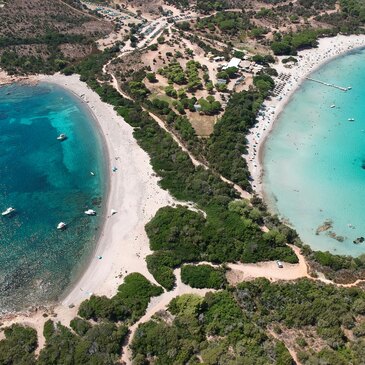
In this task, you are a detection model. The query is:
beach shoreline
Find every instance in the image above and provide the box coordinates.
[245,34,365,198]
[0,73,175,346]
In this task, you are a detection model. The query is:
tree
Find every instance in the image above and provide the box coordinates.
[146,72,158,83]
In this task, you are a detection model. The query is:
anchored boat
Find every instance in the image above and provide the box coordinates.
[57,134,67,141]
[2,207,15,216]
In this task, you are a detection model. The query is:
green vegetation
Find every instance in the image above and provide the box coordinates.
[131,291,294,364]
[206,90,264,191]
[253,73,275,96]
[216,66,238,80]
[197,11,252,35]
[145,205,297,290]
[0,0,111,74]
[127,80,150,99]
[196,0,228,13]
[0,34,94,74]
[78,273,163,323]
[70,53,296,292]
[158,60,202,92]
[146,72,158,83]
[181,264,227,289]
[197,96,221,115]
[303,246,365,283]
[252,54,275,65]
[131,278,365,364]
[185,60,202,91]
[0,325,37,364]
[38,320,128,364]
[158,61,187,84]
[271,29,322,55]
[164,0,189,9]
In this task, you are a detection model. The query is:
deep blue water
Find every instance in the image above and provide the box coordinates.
[264,48,365,256]
[0,82,105,312]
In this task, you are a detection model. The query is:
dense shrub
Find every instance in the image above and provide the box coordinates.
[181,264,227,289]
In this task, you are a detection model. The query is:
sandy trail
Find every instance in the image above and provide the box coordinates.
[227,245,309,285]
[121,268,215,365]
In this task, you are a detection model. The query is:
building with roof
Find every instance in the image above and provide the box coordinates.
[222,57,241,70]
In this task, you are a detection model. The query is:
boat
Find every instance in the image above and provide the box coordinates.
[90,171,95,176]
[348,118,355,122]
[111,209,117,215]
[85,209,96,216]
[330,104,336,108]
[2,207,15,216]
[348,86,352,90]
[57,222,67,230]
[57,134,67,141]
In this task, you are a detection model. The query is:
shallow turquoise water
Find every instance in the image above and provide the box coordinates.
[0,82,105,312]
[264,48,365,256]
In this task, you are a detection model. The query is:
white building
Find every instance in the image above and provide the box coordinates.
[223,57,241,70]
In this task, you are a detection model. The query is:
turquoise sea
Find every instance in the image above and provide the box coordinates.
[264,47,365,256]
[0,82,105,312]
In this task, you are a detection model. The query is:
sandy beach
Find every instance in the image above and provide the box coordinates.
[0,73,175,346]
[245,34,365,195]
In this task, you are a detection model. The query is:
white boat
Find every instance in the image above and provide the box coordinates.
[111,209,117,215]
[348,118,355,122]
[2,207,15,216]
[57,134,67,141]
[330,104,336,108]
[57,222,67,230]
[85,209,96,216]
[348,86,352,90]
[90,171,95,176]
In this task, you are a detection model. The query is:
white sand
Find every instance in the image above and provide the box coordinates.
[245,34,365,194]
[40,74,175,306]
[0,73,175,344]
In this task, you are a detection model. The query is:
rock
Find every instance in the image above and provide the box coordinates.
[353,237,365,244]
[316,219,333,235]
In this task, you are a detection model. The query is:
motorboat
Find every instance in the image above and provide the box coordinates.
[348,118,355,122]
[57,134,67,141]
[2,207,15,216]
[85,209,96,216]
[330,104,335,108]
[57,222,67,230]
[90,171,95,176]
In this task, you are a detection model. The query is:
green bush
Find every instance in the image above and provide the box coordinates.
[181,264,227,289]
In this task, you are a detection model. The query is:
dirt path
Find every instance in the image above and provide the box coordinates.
[121,268,215,364]
[104,55,253,201]
[227,245,309,284]
[58,0,101,21]
[268,329,303,365]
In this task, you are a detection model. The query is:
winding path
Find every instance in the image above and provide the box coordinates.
[121,268,215,365]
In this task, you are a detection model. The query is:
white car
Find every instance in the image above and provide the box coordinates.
[276,260,283,268]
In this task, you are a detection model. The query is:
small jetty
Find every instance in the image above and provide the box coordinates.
[306,77,350,92]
